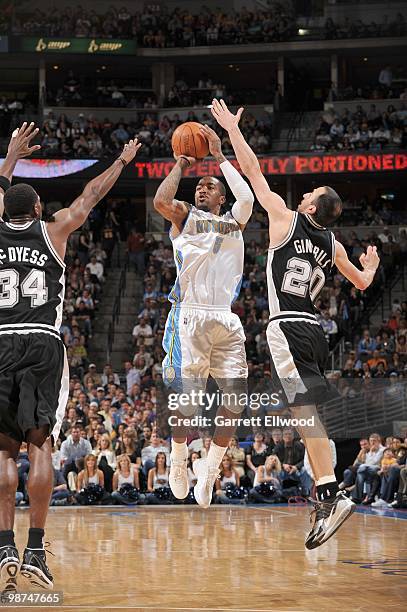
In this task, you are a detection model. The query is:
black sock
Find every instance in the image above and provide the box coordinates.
[0,530,15,548]
[27,528,44,550]
[317,481,339,502]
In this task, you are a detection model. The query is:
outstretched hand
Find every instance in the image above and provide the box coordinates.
[7,122,41,160]
[199,124,223,159]
[359,245,379,271]
[120,138,142,164]
[210,98,244,131]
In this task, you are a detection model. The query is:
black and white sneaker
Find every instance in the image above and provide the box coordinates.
[305,492,356,550]
[0,545,19,587]
[20,545,54,590]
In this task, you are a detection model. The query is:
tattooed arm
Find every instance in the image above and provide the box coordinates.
[153,156,195,232]
[47,140,141,260]
[52,140,141,236]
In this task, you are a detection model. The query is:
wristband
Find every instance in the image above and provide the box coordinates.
[119,156,127,167]
[0,176,11,192]
[179,156,191,167]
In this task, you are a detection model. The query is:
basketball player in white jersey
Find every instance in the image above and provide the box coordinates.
[0,123,141,590]
[153,126,254,507]
[211,99,379,548]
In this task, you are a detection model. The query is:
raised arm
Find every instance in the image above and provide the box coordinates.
[0,122,41,217]
[210,99,288,219]
[335,242,379,290]
[51,139,141,237]
[200,124,254,229]
[153,156,193,232]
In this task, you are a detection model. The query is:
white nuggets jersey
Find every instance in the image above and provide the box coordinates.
[169,204,244,308]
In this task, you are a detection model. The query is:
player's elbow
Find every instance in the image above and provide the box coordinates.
[242,190,255,207]
[354,279,368,291]
[153,197,167,213]
[236,194,254,212]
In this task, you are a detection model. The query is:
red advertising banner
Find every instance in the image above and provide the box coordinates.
[133,152,407,179]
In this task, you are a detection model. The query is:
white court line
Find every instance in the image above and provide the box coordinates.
[251,507,294,515]
[19,607,302,611]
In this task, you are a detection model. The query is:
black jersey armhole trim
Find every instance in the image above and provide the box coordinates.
[268,211,298,251]
[40,221,66,269]
[330,232,336,269]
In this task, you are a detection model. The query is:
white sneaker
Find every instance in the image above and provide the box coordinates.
[371,498,388,508]
[169,457,189,499]
[193,458,219,508]
[305,492,355,550]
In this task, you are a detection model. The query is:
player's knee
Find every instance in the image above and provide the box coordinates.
[218,379,248,415]
[26,426,50,450]
[0,454,18,489]
[0,435,21,461]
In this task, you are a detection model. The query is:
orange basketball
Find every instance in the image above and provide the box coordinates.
[171,122,209,160]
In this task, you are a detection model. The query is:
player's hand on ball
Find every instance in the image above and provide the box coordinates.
[8,122,41,159]
[199,124,222,158]
[211,98,244,131]
[120,138,142,164]
[174,153,196,167]
[359,245,379,271]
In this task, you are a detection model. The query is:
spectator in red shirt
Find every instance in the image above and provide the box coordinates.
[127,228,145,275]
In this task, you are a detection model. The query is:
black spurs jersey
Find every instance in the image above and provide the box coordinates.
[267,212,335,317]
[0,219,65,333]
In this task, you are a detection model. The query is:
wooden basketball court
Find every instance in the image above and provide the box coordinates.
[12,505,406,611]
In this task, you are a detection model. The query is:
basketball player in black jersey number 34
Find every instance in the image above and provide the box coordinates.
[211,99,380,549]
[0,123,141,590]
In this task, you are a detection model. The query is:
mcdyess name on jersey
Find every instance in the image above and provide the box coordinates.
[0,246,49,267]
[293,239,330,269]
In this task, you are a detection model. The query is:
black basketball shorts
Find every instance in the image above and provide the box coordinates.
[266,312,337,407]
[0,329,69,443]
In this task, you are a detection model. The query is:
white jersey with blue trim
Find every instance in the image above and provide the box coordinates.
[169,205,244,308]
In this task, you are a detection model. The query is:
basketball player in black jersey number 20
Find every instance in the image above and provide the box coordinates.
[0,123,141,590]
[211,99,380,549]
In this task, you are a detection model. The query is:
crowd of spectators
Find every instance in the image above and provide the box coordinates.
[39,108,272,158]
[338,295,407,390]
[338,433,407,508]
[164,77,261,109]
[14,421,338,506]
[48,199,125,379]
[45,74,261,110]
[329,82,407,103]
[312,102,407,152]
[45,72,157,110]
[323,14,406,40]
[316,225,405,350]
[4,4,406,45]
[9,4,297,46]
[327,65,407,104]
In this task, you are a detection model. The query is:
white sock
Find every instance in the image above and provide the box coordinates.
[171,440,188,461]
[315,475,336,486]
[206,442,227,469]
